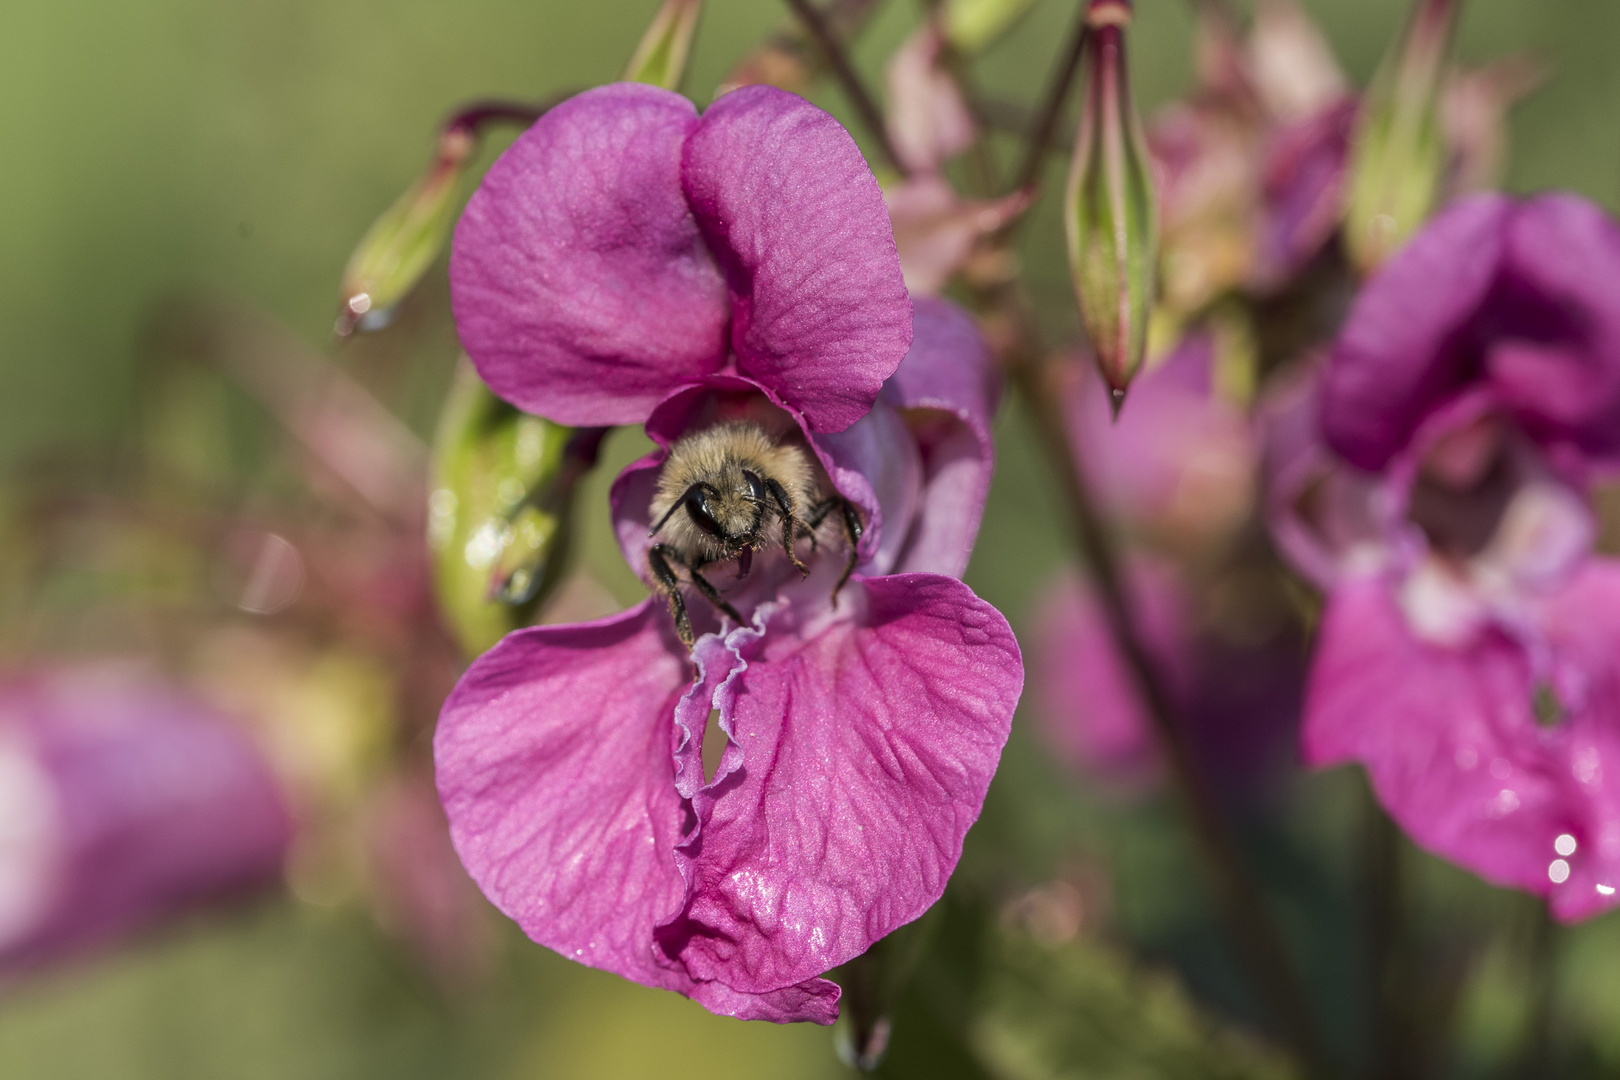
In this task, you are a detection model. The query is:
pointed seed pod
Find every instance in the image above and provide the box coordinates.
[1065,0,1158,411]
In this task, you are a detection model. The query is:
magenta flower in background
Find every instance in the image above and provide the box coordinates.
[1266,193,1620,920]
[439,83,1022,1023]
[1034,561,1303,802]
[1034,560,1189,795]
[1147,0,1353,309]
[1067,333,1257,552]
[1036,335,1297,798]
[0,665,291,972]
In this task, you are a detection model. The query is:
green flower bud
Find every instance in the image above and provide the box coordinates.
[944,0,1037,54]
[1343,0,1461,274]
[337,127,474,337]
[427,362,602,658]
[624,0,703,90]
[1065,0,1158,411]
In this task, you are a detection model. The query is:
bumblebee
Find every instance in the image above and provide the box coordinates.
[647,421,863,646]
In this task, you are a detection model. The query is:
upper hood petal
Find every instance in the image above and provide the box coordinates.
[450,84,729,426]
[1491,194,1620,461]
[683,85,912,433]
[1323,194,1511,471]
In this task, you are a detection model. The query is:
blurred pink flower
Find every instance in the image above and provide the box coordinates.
[1266,194,1620,920]
[0,664,291,972]
[1067,333,1257,553]
[1034,562,1188,794]
[1149,0,1353,309]
[885,22,976,175]
[1033,560,1303,800]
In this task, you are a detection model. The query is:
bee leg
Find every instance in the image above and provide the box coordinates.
[804,495,853,553]
[687,558,745,628]
[649,543,694,647]
[764,478,809,576]
[830,501,864,607]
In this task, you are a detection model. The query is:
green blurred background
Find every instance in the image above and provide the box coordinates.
[3,0,1619,1077]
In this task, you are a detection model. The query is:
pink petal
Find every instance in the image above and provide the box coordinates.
[1259,360,1394,589]
[434,601,696,988]
[884,24,977,173]
[1254,98,1354,289]
[1304,569,1620,920]
[689,973,842,1025]
[1072,335,1257,549]
[0,665,291,968]
[880,298,999,577]
[1322,194,1511,471]
[816,403,922,577]
[683,86,913,433]
[450,84,728,426]
[885,177,1028,296]
[1492,194,1620,462]
[1033,568,1185,792]
[662,574,1021,994]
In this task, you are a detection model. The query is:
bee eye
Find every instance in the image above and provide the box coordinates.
[683,485,725,539]
[743,470,767,503]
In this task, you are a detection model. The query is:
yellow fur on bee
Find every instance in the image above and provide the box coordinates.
[649,421,819,566]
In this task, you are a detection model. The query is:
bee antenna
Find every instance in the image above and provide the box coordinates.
[648,499,685,537]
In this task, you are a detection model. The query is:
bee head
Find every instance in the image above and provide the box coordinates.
[678,469,767,547]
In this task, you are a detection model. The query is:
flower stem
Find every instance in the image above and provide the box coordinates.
[1011,2,1090,197]
[781,0,909,176]
[1005,345,1335,1077]
[441,99,552,138]
[1513,904,1559,1078]
[1365,798,1418,1079]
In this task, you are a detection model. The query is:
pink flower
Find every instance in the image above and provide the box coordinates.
[1034,559,1304,802]
[0,665,291,972]
[1066,334,1257,552]
[1034,336,1298,798]
[1265,194,1620,920]
[438,84,1023,1022]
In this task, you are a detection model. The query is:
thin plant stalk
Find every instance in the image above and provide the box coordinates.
[981,6,1331,1069]
[1011,2,1090,196]
[1005,349,1332,1076]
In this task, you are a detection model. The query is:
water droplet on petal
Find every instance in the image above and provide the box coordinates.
[1549,859,1570,884]
[1109,386,1127,420]
[1555,833,1577,857]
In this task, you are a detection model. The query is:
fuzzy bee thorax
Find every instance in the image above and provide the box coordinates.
[649,421,819,564]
